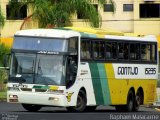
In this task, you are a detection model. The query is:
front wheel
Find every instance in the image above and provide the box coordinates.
[22,104,42,112]
[67,90,87,112]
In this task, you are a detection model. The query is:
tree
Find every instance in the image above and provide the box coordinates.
[0,6,5,28]
[8,0,115,29]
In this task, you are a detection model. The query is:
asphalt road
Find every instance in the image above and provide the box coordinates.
[0,102,160,120]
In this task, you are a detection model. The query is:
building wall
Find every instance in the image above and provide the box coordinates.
[1,0,23,37]
[0,0,160,37]
[133,0,160,35]
[0,0,38,37]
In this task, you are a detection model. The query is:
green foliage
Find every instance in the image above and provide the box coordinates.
[0,43,10,67]
[0,69,7,84]
[0,91,7,99]
[0,6,5,28]
[8,0,115,28]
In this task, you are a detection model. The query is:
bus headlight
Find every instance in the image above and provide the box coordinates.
[9,94,18,102]
[9,94,18,99]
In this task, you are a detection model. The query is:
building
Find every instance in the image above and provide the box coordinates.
[0,0,160,38]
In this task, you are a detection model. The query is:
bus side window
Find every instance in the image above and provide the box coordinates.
[130,43,140,60]
[141,44,151,61]
[93,41,105,59]
[106,42,117,60]
[66,56,78,88]
[118,43,124,59]
[124,43,129,60]
[81,40,91,59]
[106,42,112,59]
[69,37,78,54]
[151,44,156,62]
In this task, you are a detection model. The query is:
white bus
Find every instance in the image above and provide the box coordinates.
[7,27,158,112]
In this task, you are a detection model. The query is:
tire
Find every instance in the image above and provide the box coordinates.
[22,104,42,112]
[67,90,87,112]
[125,90,134,112]
[133,90,142,112]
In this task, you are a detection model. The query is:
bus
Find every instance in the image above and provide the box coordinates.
[6,27,158,112]
[153,36,160,107]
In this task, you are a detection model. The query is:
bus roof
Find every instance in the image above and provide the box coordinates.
[15,29,80,38]
[105,35,157,42]
[15,27,157,43]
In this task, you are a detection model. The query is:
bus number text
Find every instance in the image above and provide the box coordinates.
[145,68,156,75]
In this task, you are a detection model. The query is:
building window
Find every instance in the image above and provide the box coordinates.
[140,4,160,18]
[104,4,114,12]
[77,4,98,19]
[6,4,27,20]
[123,4,133,12]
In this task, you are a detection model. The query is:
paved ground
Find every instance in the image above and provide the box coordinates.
[0,102,160,120]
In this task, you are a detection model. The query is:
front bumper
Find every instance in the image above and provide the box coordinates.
[7,91,68,106]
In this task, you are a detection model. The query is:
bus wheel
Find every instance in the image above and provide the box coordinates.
[126,90,134,112]
[67,90,87,112]
[133,91,142,112]
[22,104,42,112]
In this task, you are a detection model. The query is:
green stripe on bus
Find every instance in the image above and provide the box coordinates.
[89,63,104,105]
[79,32,97,38]
[97,63,111,105]
[33,85,49,89]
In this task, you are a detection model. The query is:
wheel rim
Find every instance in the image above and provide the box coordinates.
[77,95,83,108]
[136,96,140,107]
[129,98,133,111]
[128,92,134,111]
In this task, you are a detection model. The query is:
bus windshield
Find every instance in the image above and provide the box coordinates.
[10,53,65,85]
[13,36,68,52]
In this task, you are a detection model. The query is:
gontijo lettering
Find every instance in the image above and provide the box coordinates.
[118,67,138,75]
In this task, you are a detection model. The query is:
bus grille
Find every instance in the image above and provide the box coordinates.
[35,89,47,92]
[20,88,32,92]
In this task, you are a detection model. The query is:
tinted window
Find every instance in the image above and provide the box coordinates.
[69,37,78,53]
[130,43,140,60]
[151,44,157,62]
[106,42,117,59]
[13,37,68,52]
[81,40,91,59]
[141,44,151,61]
[118,43,129,60]
[93,41,105,59]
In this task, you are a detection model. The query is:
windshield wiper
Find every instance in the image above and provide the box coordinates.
[9,76,26,83]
